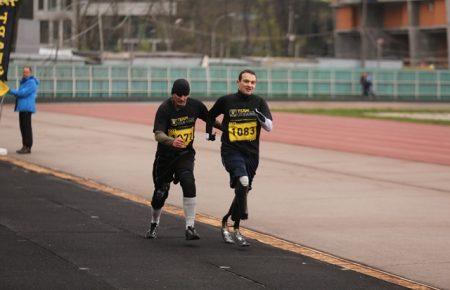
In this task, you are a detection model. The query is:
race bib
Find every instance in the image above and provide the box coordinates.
[228,121,257,142]
[168,127,194,146]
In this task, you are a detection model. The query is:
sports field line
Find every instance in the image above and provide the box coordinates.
[0,156,438,290]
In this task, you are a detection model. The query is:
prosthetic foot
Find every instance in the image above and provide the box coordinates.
[185,226,200,240]
[145,223,158,239]
[221,220,235,244]
[233,229,250,247]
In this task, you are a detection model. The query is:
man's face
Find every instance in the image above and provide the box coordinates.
[172,93,188,107]
[23,67,31,78]
[237,73,256,96]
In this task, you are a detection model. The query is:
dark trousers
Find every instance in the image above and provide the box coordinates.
[151,150,197,209]
[19,112,33,148]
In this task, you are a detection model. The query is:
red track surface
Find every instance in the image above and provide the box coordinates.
[39,103,450,166]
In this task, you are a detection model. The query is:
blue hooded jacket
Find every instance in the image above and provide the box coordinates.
[10,76,40,113]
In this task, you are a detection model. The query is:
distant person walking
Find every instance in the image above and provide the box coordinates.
[360,72,375,100]
[366,73,376,100]
[9,66,39,154]
[360,72,369,98]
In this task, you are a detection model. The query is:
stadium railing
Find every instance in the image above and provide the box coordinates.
[6,64,450,101]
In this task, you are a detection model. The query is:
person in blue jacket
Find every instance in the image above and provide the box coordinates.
[9,66,39,154]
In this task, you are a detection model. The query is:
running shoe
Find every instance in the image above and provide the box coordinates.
[233,230,250,247]
[185,226,200,240]
[145,223,158,239]
[221,221,235,244]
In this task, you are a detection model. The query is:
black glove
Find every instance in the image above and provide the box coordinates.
[254,108,266,123]
[205,133,216,141]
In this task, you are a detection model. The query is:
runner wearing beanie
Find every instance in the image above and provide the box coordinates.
[145,78,219,240]
[206,69,273,246]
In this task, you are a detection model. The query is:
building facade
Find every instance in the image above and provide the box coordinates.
[32,0,176,51]
[33,0,75,48]
[332,0,450,68]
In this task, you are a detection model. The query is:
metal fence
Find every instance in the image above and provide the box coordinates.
[7,64,450,101]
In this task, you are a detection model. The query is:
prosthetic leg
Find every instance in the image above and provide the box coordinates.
[221,176,250,246]
[221,198,236,244]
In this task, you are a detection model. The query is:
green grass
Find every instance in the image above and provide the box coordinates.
[273,108,450,126]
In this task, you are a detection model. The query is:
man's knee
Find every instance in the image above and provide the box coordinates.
[239,176,249,187]
[151,183,170,209]
[179,171,196,198]
[235,176,249,194]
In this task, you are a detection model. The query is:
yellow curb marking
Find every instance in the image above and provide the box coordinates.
[0,156,437,290]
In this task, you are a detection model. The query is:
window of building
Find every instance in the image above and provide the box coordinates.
[63,20,72,43]
[63,0,72,10]
[428,1,434,12]
[48,0,57,10]
[40,21,49,44]
[38,0,44,10]
[53,20,60,42]
[18,1,33,18]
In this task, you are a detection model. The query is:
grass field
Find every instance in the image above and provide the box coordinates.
[273,108,450,126]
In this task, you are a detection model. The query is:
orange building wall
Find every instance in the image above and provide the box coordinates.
[419,0,447,27]
[336,6,358,30]
[383,4,408,28]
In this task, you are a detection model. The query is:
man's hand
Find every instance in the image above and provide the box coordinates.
[254,108,273,132]
[172,137,186,148]
[205,133,216,141]
[254,108,266,123]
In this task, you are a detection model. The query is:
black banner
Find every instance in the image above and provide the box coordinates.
[0,0,21,82]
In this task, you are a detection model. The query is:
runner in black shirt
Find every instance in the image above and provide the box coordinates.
[145,79,209,240]
[206,69,273,246]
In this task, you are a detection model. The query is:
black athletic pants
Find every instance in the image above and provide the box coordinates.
[19,112,33,148]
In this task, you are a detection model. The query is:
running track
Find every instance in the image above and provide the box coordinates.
[38,103,450,166]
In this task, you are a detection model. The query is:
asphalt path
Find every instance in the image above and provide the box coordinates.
[0,161,406,289]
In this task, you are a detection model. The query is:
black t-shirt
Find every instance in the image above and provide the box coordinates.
[153,98,208,156]
[207,91,272,156]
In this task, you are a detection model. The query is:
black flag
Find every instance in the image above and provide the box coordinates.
[0,0,21,82]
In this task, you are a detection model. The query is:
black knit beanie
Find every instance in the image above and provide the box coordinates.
[171,79,190,96]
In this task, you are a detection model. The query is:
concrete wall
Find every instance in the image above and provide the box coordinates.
[15,19,40,54]
[335,33,361,58]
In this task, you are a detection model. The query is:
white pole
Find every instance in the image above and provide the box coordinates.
[446,0,450,68]
[0,95,8,155]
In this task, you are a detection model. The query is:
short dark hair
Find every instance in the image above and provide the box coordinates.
[23,66,32,72]
[238,69,256,81]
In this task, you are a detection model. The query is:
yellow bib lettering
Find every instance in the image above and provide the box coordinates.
[168,127,194,146]
[228,121,257,142]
